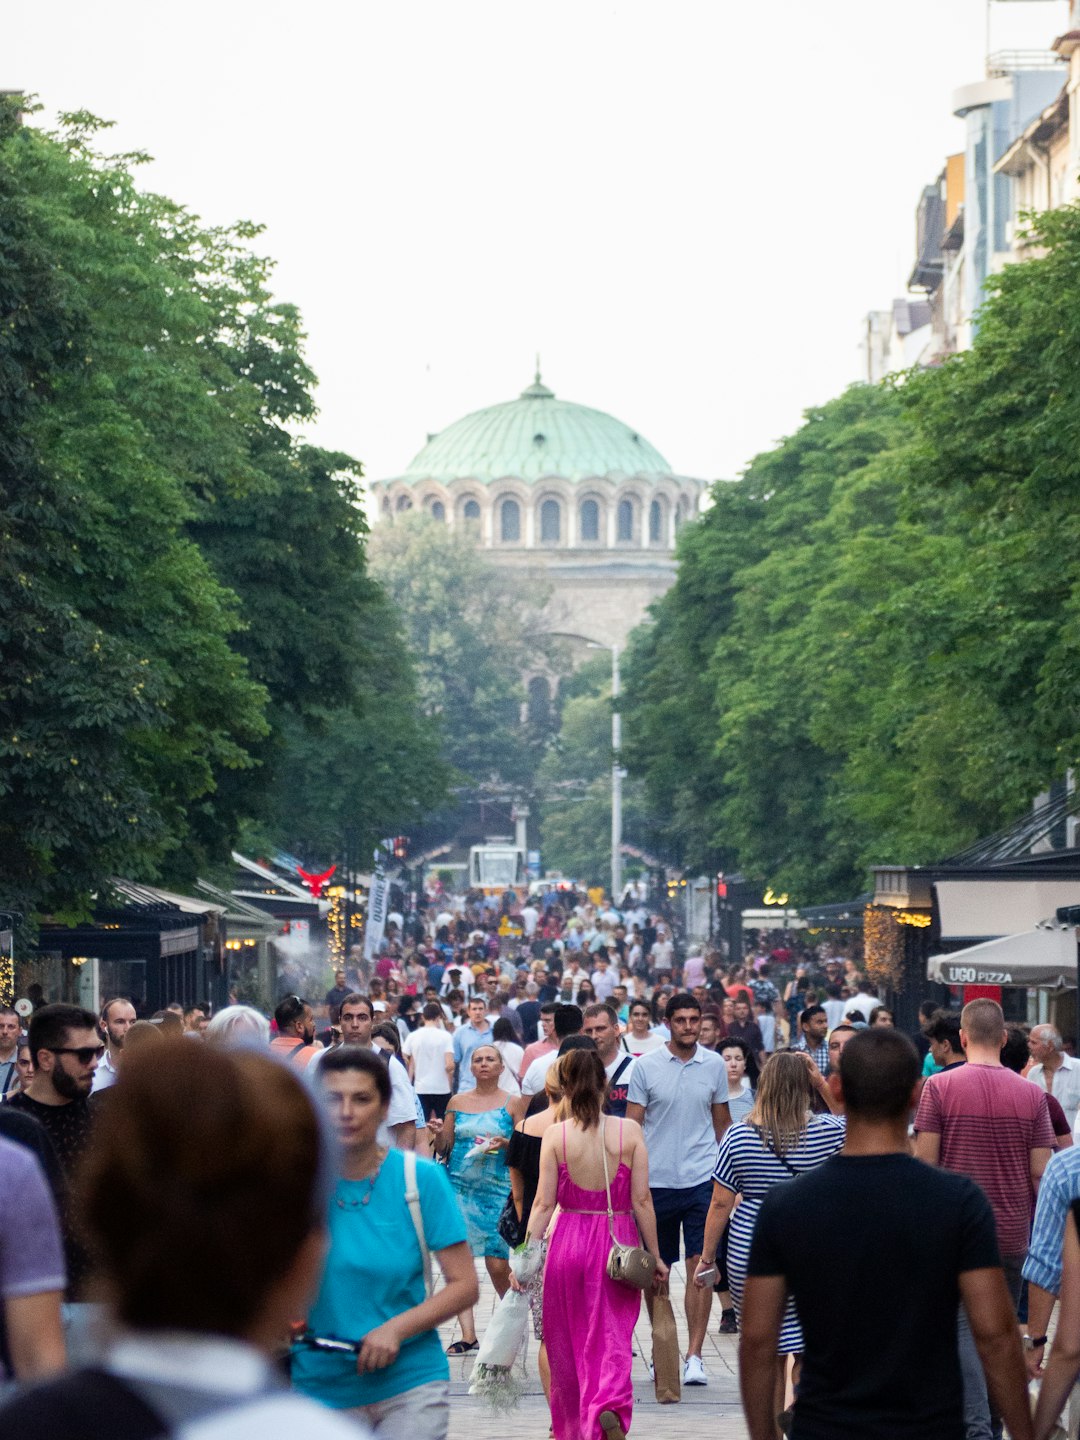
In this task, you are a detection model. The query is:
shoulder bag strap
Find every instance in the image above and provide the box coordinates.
[599,1118,619,1247]
[404,1149,433,1297]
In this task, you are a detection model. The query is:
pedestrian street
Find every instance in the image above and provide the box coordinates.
[444,1261,749,1440]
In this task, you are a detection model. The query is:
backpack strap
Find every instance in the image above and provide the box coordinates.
[404,1150,433,1298]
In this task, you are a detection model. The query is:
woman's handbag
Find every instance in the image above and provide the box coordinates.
[496,1189,527,1248]
[601,1123,656,1291]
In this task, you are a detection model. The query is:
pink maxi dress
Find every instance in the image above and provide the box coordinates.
[543,1120,642,1440]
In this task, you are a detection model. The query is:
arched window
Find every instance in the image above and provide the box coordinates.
[617,499,634,542]
[540,498,561,544]
[580,498,599,542]
[527,675,552,732]
[463,498,481,523]
[649,499,662,543]
[395,494,411,512]
[429,499,445,521]
[500,497,521,543]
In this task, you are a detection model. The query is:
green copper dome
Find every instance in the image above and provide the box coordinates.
[402,375,672,484]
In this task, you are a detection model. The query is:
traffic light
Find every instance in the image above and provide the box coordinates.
[716,873,727,900]
[392,836,409,861]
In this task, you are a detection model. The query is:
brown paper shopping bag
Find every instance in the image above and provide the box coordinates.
[651,1286,681,1404]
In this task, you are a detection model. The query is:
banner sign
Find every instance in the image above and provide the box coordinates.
[363,872,389,961]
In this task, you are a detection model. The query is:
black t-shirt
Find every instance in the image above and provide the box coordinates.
[749,1153,1000,1440]
[5,1092,93,1183]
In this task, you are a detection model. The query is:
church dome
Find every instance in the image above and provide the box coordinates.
[402,374,671,484]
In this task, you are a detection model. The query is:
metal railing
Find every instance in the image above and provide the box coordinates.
[987,49,1066,75]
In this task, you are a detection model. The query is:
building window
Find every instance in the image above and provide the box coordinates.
[429,499,445,521]
[540,498,561,544]
[649,499,662,543]
[500,497,521,543]
[395,494,411,512]
[580,499,599,542]
[463,498,481,522]
[617,499,634,542]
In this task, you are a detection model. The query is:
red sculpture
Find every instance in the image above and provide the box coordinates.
[297,864,337,898]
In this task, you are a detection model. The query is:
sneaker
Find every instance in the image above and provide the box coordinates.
[683,1354,708,1386]
[599,1410,626,1440]
[718,1308,738,1335]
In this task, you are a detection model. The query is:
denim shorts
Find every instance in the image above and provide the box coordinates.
[651,1181,713,1265]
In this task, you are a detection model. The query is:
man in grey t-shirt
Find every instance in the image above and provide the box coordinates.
[627,991,730,1386]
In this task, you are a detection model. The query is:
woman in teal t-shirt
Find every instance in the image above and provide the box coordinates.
[293,1048,477,1437]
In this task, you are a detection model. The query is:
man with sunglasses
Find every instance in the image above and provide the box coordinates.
[7,1005,100,1183]
[7,1005,101,1318]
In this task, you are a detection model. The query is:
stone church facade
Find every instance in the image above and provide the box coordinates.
[370,373,706,652]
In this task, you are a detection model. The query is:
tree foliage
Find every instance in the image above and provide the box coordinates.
[624,204,1080,901]
[0,100,443,918]
[367,512,567,792]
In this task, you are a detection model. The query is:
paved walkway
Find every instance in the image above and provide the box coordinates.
[441,1262,749,1440]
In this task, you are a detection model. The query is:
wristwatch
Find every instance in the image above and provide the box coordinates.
[1022,1334,1049,1350]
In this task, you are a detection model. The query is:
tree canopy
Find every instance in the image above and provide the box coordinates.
[0,100,443,921]
[624,204,1080,902]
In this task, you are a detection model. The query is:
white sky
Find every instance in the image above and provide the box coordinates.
[8,0,1070,490]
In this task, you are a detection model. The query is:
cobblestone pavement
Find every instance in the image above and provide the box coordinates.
[441,1261,749,1440]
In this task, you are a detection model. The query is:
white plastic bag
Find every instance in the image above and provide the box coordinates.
[467,1288,531,1412]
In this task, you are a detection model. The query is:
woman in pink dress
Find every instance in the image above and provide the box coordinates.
[520,1049,667,1440]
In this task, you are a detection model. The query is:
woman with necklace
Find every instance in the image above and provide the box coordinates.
[429,1044,516,1354]
[293,1048,478,1437]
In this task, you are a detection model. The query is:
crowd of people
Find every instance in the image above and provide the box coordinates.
[2,883,1080,1440]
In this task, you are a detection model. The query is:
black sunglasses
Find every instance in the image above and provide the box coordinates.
[46,1045,105,1064]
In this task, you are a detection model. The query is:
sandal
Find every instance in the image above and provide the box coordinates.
[446,1339,479,1355]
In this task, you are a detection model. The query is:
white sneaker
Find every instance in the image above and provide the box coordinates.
[683,1354,707,1386]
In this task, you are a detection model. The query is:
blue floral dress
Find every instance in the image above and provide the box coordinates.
[446,1103,514,1258]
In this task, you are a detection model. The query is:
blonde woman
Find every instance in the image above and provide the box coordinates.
[694,1052,843,1418]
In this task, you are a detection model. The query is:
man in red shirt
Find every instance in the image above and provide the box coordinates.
[915,998,1054,1440]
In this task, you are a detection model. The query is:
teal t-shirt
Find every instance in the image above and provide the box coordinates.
[922,1051,943,1077]
[292,1149,467,1407]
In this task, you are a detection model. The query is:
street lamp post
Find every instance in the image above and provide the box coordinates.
[609,644,622,905]
[547,631,626,903]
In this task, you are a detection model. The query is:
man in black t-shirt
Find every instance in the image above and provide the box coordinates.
[7,1004,100,1300]
[741,1028,1032,1440]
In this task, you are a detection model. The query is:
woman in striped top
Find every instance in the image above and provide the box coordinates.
[694,1052,844,1415]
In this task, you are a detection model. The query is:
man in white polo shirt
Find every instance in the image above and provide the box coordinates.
[626,991,730,1387]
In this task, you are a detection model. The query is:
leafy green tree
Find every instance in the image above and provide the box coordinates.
[368,512,566,791]
[0,101,444,917]
[0,100,266,920]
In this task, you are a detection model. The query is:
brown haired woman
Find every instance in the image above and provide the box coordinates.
[518,1048,667,1440]
[694,1051,843,1427]
[0,1041,366,1439]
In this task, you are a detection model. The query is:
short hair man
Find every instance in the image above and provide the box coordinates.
[741,1028,1032,1440]
[1026,1024,1080,1132]
[0,1006,20,1099]
[403,1002,455,1123]
[310,994,418,1148]
[794,1005,829,1075]
[452,995,495,1092]
[518,1001,558,1078]
[521,1004,583,1096]
[626,993,730,1386]
[582,1002,635,1117]
[925,1010,965,1073]
[914,998,1053,1439]
[270,996,319,1067]
[7,1005,101,1302]
[91,997,136,1093]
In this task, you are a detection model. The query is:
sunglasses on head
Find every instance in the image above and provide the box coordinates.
[46,1045,105,1064]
